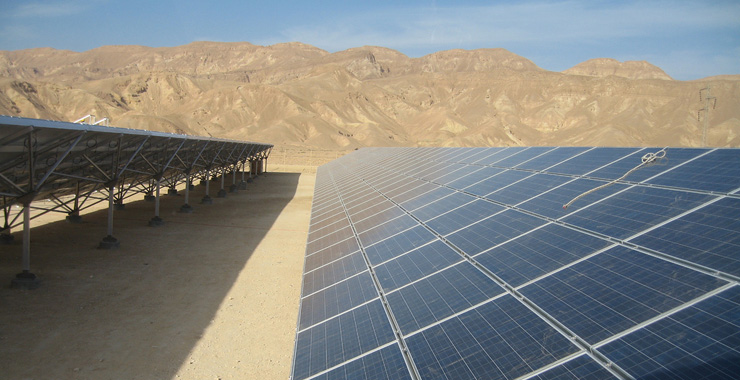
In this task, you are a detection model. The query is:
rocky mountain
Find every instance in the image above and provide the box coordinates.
[1,41,738,148]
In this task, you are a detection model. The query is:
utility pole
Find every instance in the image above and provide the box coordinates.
[698,86,717,147]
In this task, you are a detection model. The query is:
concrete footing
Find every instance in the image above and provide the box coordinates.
[98,235,120,249]
[217,189,227,198]
[11,270,41,290]
[201,195,213,204]
[66,213,82,223]
[167,188,178,196]
[144,194,155,202]
[1,233,14,245]
[238,181,247,190]
[179,204,194,213]
[148,216,164,227]
[229,184,238,193]
[114,202,125,210]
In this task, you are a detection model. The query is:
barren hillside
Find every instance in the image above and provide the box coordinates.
[1,41,738,148]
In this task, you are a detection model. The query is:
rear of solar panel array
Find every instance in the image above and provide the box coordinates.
[292,146,740,380]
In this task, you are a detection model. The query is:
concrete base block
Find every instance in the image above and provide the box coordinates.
[114,202,126,210]
[66,213,82,223]
[238,181,247,190]
[179,204,194,213]
[144,194,155,202]
[201,195,213,204]
[229,184,238,193]
[11,271,41,290]
[167,188,178,196]
[148,216,164,227]
[1,233,14,245]
[98,235,120,249]
[217,189,227,198]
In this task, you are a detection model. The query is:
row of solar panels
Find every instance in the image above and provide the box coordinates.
[292,146,739,380]
[0,116,272,212]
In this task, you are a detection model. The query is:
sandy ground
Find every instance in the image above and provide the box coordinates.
[0,166,315,380]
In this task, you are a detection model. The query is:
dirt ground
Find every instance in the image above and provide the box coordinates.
[0,166,316,380]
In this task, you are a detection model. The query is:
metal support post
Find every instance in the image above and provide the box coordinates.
[66,182,83,223]
[11,204,41,289]
[230,164,238,192]
[202,170,213,204]
[239,162,247,189]
[144,180,155,201]
[180,174,194,213]
[1,202,13,244]
[149,178,164,226]
[217,169,227,198]
[99,185,120,249]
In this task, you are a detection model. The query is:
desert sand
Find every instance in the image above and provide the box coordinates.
[0,165,315,379]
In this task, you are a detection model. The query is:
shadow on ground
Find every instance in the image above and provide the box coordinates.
[0,172,302,379]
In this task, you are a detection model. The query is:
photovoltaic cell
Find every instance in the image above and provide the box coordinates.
[599,286,740,379]
[386,261,503,334]
[515,146,590,171]
[293,146,740,380]
[484,173,572,206]
[363,225,437,265]
[630,197,740,277]
[424,199,504,236]
[302,251,367,295]
[304,237,359,272]
[406,295,580,380]
[311,344,411,380]
[474,223,611,287]
[529,354,616,380]
[293,300,395,380]
[446,209,547,256]
[299,271,378,330]
[546,147,639,176]
[562,186,714,240]
[374,240,462,292]
[521,246,726,343]
[646,149,740,193]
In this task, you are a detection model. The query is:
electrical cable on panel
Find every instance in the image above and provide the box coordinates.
[563,147,667,210]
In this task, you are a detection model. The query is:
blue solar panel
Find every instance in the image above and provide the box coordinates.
[598,286,740,379]
[375,240,462,292]
[529,354,616,379]
[292,147,740,380]
[311,344,412,380]
[293,300,395,380]
[521,246,726,343]
[406,295,580,379]
[630,197,740,277]
[299,271,378,329]
[386,261,503,334]
[302,251,367,295]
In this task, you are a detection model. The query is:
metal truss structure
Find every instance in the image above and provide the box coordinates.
[0,115,272,289]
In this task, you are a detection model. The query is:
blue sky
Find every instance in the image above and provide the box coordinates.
[1,0,738,80]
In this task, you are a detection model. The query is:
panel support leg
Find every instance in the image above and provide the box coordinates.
[201,170,213,204]
[99,185,120,249]
[11,204,41,289]
[66,182,83,223]
[1,203,13,244]
[149,178,164,226]
[217,170,227,198]
[239,162,247,189]
[180,175,194,213]
[230,164,238,193]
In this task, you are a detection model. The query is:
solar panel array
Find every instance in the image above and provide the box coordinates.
[291,147,740,380]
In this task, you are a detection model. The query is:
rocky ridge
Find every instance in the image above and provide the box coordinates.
[1,41,738,148]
